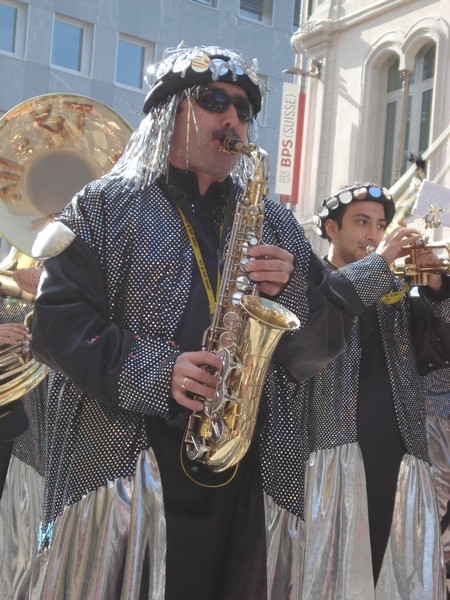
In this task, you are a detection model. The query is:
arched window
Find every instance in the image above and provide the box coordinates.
[382,55,403,186]
[381,43,435,186]
[411,44,435,158]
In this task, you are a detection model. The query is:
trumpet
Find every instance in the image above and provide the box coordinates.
[391,239,450,285]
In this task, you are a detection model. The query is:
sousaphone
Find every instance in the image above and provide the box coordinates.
[0,93,133,406]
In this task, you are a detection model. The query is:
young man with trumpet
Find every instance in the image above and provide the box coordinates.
[275,184,448,599]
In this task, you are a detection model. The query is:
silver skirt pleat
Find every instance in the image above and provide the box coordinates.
[0,456,44,600]
[29,448,166,600]
[427,415,450,582]
[266,443,446,599]
[265,493,304,599]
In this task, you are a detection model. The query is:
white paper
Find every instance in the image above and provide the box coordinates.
[413,179,450,226]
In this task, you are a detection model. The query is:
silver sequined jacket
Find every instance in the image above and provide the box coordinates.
[425,367,450,418]
[261,257,450,517]
[31,174,405,534]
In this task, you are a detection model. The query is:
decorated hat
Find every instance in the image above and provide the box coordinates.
[143,45,264,115]
[312,183,396,239]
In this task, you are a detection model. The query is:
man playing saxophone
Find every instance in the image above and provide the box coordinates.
[29,47,408,600]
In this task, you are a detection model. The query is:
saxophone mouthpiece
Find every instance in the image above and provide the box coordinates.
[366,245,376,254]
[221,136,247,154]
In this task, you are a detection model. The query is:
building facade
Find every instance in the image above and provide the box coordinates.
[0,0,301,193]
[292,0,450,252]
[2,0,448,251]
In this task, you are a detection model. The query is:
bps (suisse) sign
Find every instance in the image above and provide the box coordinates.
[275,82,300,197]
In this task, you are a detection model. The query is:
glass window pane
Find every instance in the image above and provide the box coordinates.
[0,4,17,53]
[402,95,412,173]
[240,0,272,22]
[293,0,301,29]
[116,39,144,88]
[422,45,436,81]
[240,0,262,21]
[387,57,402,92]
[52,20,83,70]
[382,101,396,185]
[419,89,432,154]
[239,0,272,24]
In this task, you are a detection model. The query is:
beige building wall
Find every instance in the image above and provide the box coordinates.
[291,0,450,254]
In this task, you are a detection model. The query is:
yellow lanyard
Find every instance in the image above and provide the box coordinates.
[177,207,221,316]
[379,282,410,304]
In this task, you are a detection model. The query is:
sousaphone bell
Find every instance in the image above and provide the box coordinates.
[0,93,133,405]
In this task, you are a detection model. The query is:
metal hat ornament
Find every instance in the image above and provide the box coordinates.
[143,45,265,115]
[312,184,395,239]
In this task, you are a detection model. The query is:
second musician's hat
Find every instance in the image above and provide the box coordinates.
[143,45,265,115]
[312,183,395,239]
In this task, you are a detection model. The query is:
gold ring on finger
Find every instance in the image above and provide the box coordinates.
[181,377,189,392]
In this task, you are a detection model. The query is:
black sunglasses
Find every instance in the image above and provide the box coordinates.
[191,85,254,123]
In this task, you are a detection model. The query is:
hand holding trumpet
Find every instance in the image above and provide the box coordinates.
[373,226,422,264]
[374,227,447,291]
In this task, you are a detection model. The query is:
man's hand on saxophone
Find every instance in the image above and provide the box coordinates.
[170,350,221,411]
[170,241,295,412]
[245,242,295,296]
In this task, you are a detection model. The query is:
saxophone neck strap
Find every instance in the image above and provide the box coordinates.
[177,206,221,316]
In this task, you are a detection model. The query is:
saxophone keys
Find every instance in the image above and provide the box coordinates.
[231,290,245,307]
[185,437,208,461]
[223,311,240,329]
[239,257,249,270]
[219,331,235,348]
[236,275,252,292]
[184,416,209,461]
[210,419,224,443]
[241,236,258,255]
[220,312,240,348]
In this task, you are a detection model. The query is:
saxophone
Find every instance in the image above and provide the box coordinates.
[182,137,300,480]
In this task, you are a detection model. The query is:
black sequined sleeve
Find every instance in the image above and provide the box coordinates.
[32,235,138,407]
[274,252,363,381]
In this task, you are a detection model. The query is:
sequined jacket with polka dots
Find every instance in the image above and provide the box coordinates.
[31,174,404,530]
[260,256,450,517]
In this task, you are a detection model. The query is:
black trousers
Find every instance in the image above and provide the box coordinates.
[148,415,267,600]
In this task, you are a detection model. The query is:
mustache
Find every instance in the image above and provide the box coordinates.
[213,130,239,143]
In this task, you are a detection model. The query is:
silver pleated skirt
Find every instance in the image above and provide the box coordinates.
[0,456,44,600]
[29,449,166,600]
[265,443,446,600]
[2,444,447,599]
[427,415,450,582]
